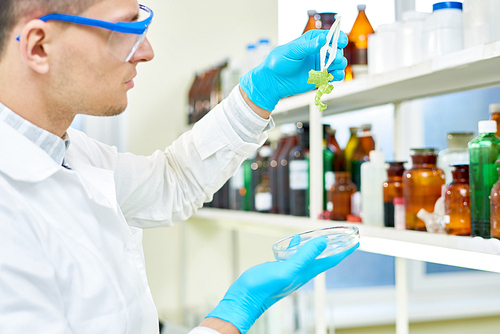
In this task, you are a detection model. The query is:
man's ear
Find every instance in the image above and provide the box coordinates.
[19,20,53,74]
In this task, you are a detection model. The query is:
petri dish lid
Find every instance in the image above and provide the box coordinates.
[272,225,360,261]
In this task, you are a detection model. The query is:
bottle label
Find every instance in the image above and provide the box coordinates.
[255,192,272,211]
[230,167,244,189]
[289,160,309,190]
[325,171,335,190]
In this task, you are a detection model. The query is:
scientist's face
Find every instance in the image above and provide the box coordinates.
[48,0,155,117]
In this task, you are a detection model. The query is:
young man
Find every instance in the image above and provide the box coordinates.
[0,0,354,333]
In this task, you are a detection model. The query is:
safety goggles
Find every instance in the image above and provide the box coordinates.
[17,4,153,62]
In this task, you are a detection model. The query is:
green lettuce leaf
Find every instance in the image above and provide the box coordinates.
[307,69,334,112]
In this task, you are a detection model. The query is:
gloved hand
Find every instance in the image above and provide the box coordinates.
[206,236,359,334]
[239,29,348,111]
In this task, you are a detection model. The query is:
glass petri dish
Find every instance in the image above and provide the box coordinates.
[272,225,360,261]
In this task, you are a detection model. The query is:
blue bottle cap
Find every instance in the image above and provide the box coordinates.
[433,1,463,11]
[246,44,256,50]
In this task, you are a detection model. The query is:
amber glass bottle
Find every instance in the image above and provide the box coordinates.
[289,123,310,217]
[489,104,500,139]
[403,148,446,231]
[269,136,288,213]
[351,125,375,191]
[303,10,319,34]
[344,127,359,173]
[444,164,471,236]
[383,162,406,228]
[490,163,500,240]
[277,134,298,214]
[347,4,374,77]
[328,172,357,221]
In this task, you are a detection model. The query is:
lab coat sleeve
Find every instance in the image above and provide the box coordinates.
[0,192,73,333]
[68,86,272,228]
[187,327,222,334]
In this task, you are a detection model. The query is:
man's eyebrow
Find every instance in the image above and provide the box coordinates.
[115,11,139,22]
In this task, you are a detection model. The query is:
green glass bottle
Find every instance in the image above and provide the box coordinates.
[468,120,500,238]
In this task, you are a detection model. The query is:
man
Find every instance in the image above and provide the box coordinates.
[0,0,355,333]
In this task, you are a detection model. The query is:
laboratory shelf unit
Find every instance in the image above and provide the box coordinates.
[195,208,500,273]
[272,40,500,123]
[186,40,500,334]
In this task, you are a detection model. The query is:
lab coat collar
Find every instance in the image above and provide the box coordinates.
[0,121,62,182]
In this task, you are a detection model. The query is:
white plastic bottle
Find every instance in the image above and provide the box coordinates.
[422,2,464,60]
[256,38,273,63]
[397,11,430,67]
[463,0,497,48]
[361,150,387,226]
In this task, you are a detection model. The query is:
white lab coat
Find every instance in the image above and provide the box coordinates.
[0,91,268,333]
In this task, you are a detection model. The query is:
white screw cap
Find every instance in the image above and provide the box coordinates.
[478,120,497,134]
[489,103,500,114]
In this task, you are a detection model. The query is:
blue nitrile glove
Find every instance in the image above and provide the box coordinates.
[206,236,359,334]
[239,29,348,111]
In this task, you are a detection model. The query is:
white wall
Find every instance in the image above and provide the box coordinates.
[122,0,278,324]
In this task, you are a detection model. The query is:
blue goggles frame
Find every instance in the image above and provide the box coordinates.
[16,4,153,39]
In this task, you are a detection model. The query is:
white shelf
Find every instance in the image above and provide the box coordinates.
[194,208,500,273]
[272,41,500,123]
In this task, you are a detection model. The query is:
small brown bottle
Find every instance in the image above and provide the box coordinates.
[383,162,406,227]
[328,172,357,221]
[490,161,500,239]
[403,148,446,231]
[444,164,471,236]
[302,10,319,34]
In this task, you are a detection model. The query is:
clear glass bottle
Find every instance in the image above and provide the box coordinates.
[489,103,500,139]
[437,132,474,184]
[444,164,471,236]
[328,172,357,221]
[469,120,500,238]
[383,162,406,228]
[255,174,272,213]
[347,4,374,77]
[361,150,387,226]
[403,148,446,231]
[490,162,500,240]
[289,123,310,217]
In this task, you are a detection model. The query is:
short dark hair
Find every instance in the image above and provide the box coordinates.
[0,0,102,61]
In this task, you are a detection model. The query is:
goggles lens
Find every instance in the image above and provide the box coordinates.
[107,6,152,62]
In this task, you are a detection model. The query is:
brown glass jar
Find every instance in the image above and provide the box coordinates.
[490,162,500,239]
[444,164,471,236]
[403,148,446,231]
[328,172,357,221]
[383,162,406,227]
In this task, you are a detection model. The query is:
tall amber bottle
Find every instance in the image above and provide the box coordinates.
[328,172,357,221]
[347,4,374,77]
[383,162,406,228]
[444,164,471,236]
[403,148,446,231]
[490,163,500,240]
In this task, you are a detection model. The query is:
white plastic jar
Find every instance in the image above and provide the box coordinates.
[397,11,430,67]
[368,22,402,75]
[463,0,493,47]
[422,1,464,60]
